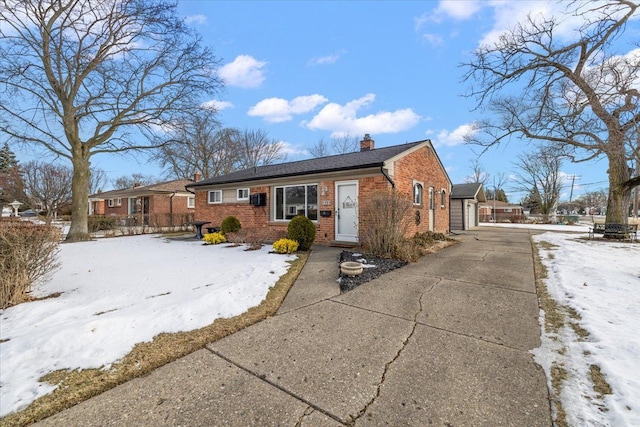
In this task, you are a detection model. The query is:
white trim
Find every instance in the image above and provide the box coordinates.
[272,183,319,222]
[237,188,250,201]
[335,180,359,242]
[413,180,424,206]
[208,190,222,204]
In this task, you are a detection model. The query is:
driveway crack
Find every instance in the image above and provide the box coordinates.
[295,406,315,427]
[346,280,437,425]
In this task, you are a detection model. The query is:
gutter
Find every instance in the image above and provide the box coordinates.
[381,166,395,189]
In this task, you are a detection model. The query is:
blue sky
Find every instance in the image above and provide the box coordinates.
[16,1,627,200]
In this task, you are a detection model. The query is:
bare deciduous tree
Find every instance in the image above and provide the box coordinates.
[155,111,285,178]
[22,161,73,223]
[111,173,157,190]
[235,128,286,170]
[464,158,490,186]
[89,168,108,195]
[153,108,240,179]
[0,0,223,241]
[512,147,564,223]
[309,138,332,158]
[331,133,359,154]
[463,0,640,224]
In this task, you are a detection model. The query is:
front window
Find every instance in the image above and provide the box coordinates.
[274,184,318,221]
[413,183,423,206]
[108,199,114,207]
[128,198,136,214]
[237,188,249,201]
[187,196,195,208]
[208,190,222,204]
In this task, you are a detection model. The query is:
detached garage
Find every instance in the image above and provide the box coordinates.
[450,183,486,231]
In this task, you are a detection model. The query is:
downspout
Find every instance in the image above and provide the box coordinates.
[381,166,395,189]
[169,192,175,227]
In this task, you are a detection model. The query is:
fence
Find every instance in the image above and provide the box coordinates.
[479,213,526,223]
[89,213,195,235]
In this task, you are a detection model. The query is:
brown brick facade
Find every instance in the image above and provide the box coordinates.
[192,142,450,245]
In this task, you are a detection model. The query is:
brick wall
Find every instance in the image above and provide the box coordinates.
[192,145,450,245]
[391,145,450,235]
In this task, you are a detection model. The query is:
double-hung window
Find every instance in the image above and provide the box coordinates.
[187,196,195,208]
[208,190,222,204]
[237,188,249,201]
[274,184,318,221]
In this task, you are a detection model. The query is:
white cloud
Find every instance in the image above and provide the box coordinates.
[275,141,310,158]
[307,49,347,66]
[421,33,445,46]
[218,55,267,89]
[184,14,206,25]
[201,100,234,111]
[435,0,482,20]
[304,93,421,137]
[248,94,328,123]
[475,1,637,47]
[431,123,477,147]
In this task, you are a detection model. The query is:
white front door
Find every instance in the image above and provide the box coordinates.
[335,181,358,242]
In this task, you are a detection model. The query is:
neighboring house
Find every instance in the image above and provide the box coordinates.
[479,200,525,223]
[186,134,452,245]
[89,178,196,227]
[450,183,486,231]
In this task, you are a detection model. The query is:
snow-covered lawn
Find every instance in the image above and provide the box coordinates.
[532,231,640,426]
[0,234,295,417]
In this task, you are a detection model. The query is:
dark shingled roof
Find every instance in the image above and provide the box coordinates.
[451,183,486,201]
[90,179,194,199]
[187,141,425,188]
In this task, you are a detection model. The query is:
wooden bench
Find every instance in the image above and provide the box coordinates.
[591,223,638,242]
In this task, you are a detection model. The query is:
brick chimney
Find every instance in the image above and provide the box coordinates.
[193,171,202,182]
[360,134,374,151]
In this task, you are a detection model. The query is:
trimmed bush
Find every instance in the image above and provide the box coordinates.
[88,216,115,232]
[273,238,299,254]
[287,215,316,251]
[0,220,61,308]
[203,232,226,245]
[220,216,241,234]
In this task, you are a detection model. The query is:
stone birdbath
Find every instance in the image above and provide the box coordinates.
[340,261,363,277]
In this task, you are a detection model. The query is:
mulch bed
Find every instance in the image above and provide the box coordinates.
[338,251,407,293]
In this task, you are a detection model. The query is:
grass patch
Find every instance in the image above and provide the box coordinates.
[550,362,569,427]
[590,365,613,397]
[566,307,590,340]
[538,240,559,250]
[0,253,309,427]
[532,243,564,334]
[532,239,568,427]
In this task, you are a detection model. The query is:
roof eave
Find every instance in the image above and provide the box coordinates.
[186,161,386,189]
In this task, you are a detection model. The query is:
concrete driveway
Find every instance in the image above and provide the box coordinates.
[37,227,551,426]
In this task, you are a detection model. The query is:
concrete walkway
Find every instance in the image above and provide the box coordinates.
[37,227,552,426]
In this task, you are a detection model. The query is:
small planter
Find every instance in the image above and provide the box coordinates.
[340,261,363,277]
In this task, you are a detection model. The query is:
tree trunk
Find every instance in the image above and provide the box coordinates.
[66,154,91,242]
[605,149,631,225]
